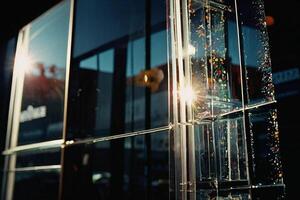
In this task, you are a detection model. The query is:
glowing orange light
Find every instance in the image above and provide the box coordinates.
[265,16,275,26]
[144,74,148,83]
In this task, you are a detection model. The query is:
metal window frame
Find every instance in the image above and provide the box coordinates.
[1,1,74,200]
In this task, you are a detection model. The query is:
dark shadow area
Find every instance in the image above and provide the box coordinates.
[265,0,300,199]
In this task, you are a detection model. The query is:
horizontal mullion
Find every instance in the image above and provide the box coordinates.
[8,165,61,172]
[64,125,172,147]
[3,101,275,155]
[192,0,233,13]
[3,139,63,155]
[192,100,277,124]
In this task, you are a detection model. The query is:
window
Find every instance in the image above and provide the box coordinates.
[67,0,168,139]
[1,0,284,199]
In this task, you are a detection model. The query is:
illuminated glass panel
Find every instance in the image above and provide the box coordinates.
[18,1,71,145]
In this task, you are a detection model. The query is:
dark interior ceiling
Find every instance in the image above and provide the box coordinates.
[0,0,299,47]
[0,0,61,44]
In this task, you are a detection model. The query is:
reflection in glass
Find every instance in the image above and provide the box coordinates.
[194,112,247,189]
[238,0,275,105]
[18,1,71,145]
[195,122,216,182]
[190,0,243,119]
[214,112,247,182]
[248,106,283,185]
[197,190,250,200]
[184,1,284,199]
[196,187,285,200]
[16,148,60,168]
[67,0,168,140]
[62,131,169,200]
[12,171,60,200]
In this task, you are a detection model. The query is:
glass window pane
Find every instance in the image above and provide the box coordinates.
[67,0,168,140]
[197,190,250,199]
[248,106,283,185]
[194,112,248,190]
[16,148,60,168]
[18,1,71,145]
[12,171,60,200]
[62,131,169,200]
[190,0,243,119]
[238,0,275,105]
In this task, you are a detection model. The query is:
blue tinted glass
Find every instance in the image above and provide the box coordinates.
[238,0,275,104]
[18,1,70,145]
[68,0,168,139]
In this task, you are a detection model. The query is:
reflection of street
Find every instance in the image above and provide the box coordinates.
[19,62,65,144]
[24,62,65,100]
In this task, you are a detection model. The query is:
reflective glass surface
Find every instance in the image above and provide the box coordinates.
[248,106,283,185]
[16,148,60,168]
[194,112,248,190]
[1,0,284,199]
[67,0,168,139]
[190,0,243,119]
[214,112,247,182]
[13,171,60,200]
[62,131,169,200]
[18,1,71,145]
[238,0,275,105]
[196,187,285,200]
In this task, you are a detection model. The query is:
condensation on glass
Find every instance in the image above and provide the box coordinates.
[168,0,284,199]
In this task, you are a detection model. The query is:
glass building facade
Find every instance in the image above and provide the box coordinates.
[0,0,285,199]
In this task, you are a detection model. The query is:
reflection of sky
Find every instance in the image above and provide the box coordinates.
[126,30,167,77]
[127,38,145,76]
[80,49,114,73]
[227,21,261,67]
[151,30,167,68]
[28,1,70,69]
[191,19,262,68]
[74,0,145,58]
[224,21,262,68]
[73,0,166,58]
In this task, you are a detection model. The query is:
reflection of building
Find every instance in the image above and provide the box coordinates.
[0,0,285,200]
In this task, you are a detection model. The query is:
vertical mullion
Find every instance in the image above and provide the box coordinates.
[206,1,219,193]
[233,0,253,187]
[181,0,197,199]
[4,25,30,200]
[227,120,232,181]
[174,0,188,199]
[169,0,189,199]
[145,0,152,199]
[169,0,181,199]
[59,0,75,199]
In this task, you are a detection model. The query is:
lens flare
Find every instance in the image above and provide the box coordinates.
[179,85,196,106]
[15,51,34,74]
